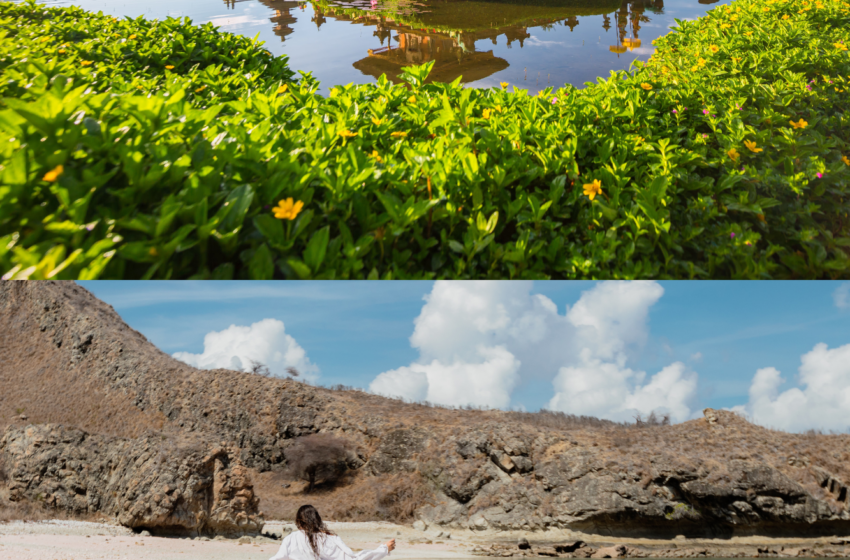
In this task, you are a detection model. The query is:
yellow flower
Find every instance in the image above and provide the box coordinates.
[276,84,289,94]
[709,44,720,53]
[339,130,358,139]
[330,88,340,98]
[698,57,707,66]
[690,65,699,72]
[721,23,731,28]
[782,14,790,18]
[583,179,602,201]
[500,82,509,89]
[391,131,408,138]
[744,31,753,36]
[371,117,383,126]
[640,83,653,90]
[835,42,848,50]
[58,49,66,54]
[165,65,174,70]
[727,148,740,161]
[408,95,417,104]
[842,155,850,166]
[495,105,503,113]
[40,37,49,43]
[763,6,771,10]
[369,150,383,163]
[744,140,763,153]
[730,14,739,20]
[790,118,808,129]
[272,198,304,221]
[482,108,492,119]
[43,165,64,182]
[81,60,93,66]
[129,34,137,39]
[195,85,206,93]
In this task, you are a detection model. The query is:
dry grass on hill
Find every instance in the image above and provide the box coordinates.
[253,469,432,522]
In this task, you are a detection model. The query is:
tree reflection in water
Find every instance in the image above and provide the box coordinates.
[244,0,720,84]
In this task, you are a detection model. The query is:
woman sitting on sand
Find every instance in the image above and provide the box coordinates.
[269,505,396,560]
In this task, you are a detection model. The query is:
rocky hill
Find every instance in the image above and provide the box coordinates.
[1,281,850,538]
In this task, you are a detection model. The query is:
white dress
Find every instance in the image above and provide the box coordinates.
[269,530,390,560]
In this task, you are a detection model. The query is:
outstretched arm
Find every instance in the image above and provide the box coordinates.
[329,536,394,560]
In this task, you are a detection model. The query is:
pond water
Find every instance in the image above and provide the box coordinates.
[37,0,732,94]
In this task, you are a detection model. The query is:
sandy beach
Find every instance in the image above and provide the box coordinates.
[0,520,480,560]
[4,519,850,560]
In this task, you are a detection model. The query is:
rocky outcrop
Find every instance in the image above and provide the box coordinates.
[3,282,850,538]
[414,410,850,537]
[0,424,263,536]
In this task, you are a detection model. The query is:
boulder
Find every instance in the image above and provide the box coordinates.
[0,424,263,536]
[413,519,428,531]
[592,545,626,558]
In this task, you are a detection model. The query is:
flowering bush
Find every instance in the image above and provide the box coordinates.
[0,0,848,279]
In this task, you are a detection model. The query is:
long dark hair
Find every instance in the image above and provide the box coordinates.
[296,504,335,557]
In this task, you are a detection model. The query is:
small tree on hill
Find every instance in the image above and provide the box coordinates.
[286,434,350,492]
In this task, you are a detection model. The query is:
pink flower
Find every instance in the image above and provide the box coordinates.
[730,232,736,239]
[672,109,677,114]
[551,97,558,104]
[817,172,823,178]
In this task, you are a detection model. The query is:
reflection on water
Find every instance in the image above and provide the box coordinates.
[245,0,721,89]
[32,0,729,94]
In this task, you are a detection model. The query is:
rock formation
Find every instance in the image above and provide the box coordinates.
[2,282,850,538]
[0,424,263,536]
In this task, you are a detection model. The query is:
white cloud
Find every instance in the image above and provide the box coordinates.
[370,280,697,418]
[548,352,697,422]
[370,345,520,408]
[690,352,703,362]
[834,283,850,310]
[173,318,319,381]
[566,280,664,362]
[738,343,850,432]
[202,14,269,30]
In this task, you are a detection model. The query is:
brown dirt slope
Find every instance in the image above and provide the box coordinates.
[2,281,850,538]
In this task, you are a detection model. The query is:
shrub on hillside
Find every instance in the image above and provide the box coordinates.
[286,434,351,492]
[1,0,849,279]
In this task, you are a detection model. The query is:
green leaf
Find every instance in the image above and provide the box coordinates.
[303,226,330,273]
[249,243,275,279]
[254,214,285,246]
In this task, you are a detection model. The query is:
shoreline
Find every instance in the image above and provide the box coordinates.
[2,520,849,559]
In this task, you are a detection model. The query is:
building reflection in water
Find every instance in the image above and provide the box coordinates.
[247,0,719,84]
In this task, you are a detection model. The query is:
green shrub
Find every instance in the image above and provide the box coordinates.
[0,0,848,279]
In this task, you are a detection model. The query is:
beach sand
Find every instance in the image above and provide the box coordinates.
[0,520,479,560]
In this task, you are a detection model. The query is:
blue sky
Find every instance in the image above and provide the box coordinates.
[79,281,850,431]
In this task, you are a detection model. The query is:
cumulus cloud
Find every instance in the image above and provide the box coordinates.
[370,280,697,419]
[173,318,319,381]
[370,345,520,408]
[548,352,697,422]
[737,343,850,432]
[834,283,850,310]
[566,281,664,362]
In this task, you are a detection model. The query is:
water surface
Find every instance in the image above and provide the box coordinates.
[37,0,733,94]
